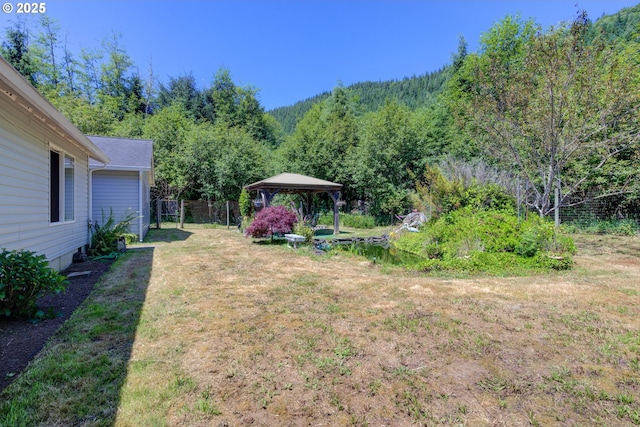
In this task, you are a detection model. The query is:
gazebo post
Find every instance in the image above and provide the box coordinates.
[329,191,341,235]
[260,190,267,208]
[304,192,313,217]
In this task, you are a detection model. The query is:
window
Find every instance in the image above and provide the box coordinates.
[50,150,60,222]
[64,155,74,221]
[49,149,74,223]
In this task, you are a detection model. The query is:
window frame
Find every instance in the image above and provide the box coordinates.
[49,145,75,225]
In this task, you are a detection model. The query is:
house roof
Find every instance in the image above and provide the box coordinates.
[245,172,342,193]
[0,57,109,164]
[88,136,154,173]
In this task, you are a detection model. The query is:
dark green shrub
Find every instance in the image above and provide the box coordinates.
[0,249,67,318]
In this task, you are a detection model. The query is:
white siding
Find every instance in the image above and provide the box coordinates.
[140,171,151,240]
[0,96,91,271]
[92,170,141,237]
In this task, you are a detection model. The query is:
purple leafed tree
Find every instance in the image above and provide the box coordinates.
[244,206,297,239]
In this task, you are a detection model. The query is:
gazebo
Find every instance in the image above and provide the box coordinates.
[245,172,343,234]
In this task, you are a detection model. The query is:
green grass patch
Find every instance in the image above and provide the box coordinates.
[0,249,153,426]
[3,228,640,426]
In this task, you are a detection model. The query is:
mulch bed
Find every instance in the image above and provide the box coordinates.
[0,258,114,392]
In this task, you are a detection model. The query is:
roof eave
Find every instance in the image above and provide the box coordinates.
[90,164,152,172]
[0,57,110,164]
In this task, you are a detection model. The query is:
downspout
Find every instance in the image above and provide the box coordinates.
[88,163,107,249]
[139,170,144,242]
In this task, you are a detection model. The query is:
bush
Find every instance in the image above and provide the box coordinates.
[342,214,376,229]
[293,223,314,243]
[244,206,297,239]
[90,209,138,256]
[317,213,376,229]
[318,213,333,226]
[394,207,575,273]
[239,188,252,218]
[414,165,516,218]
[0,249,67,318]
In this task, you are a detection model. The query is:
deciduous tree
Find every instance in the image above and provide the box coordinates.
[449,13,640,217]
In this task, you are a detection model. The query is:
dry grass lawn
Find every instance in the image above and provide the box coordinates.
[108,227,640,426]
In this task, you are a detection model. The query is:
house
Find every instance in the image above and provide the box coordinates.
[0,57,110,271]
[88,136,154,242]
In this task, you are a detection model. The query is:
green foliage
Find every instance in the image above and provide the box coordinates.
[414,165,516,218]
[269,66,451,134]
[1,22,37,85]
[278,87,359,200]
[3,7,639,220]
[90,209,138,256]
[350,100,425,219]
[318,213,376,229]
[447,11,640,217]
[181,122,269,202]
[293,223,314,243]
[463,183,516,213]
[239,188,252,218]
[317,213,333,226]
[342,214,376,229]
[0,249,67,318]
[142,103,194,198]
[589,4,640,44]
[561,219,639,236]
[394,208,575,273]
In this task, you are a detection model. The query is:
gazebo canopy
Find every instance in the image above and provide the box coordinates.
[245,173,343,234]
[245,172,342,194]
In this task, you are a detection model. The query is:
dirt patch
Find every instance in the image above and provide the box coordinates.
[0,258,114,391]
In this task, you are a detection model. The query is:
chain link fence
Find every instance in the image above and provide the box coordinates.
[151,199,241,228]
[181,200,240,225]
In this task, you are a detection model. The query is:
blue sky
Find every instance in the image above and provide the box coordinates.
[1,1,637,110]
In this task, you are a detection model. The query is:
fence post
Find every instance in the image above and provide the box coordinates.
[226,201,230,229]
[180,200,185,228]
[516,176,521,224]
[555,182,560,228]
[156,199,161,229]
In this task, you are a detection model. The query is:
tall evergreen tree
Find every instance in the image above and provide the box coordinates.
[1,21,36,85]
[156,73,204,119]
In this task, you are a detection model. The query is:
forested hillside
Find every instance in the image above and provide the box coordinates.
[1,4,638,223]
[269,65,452,134]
